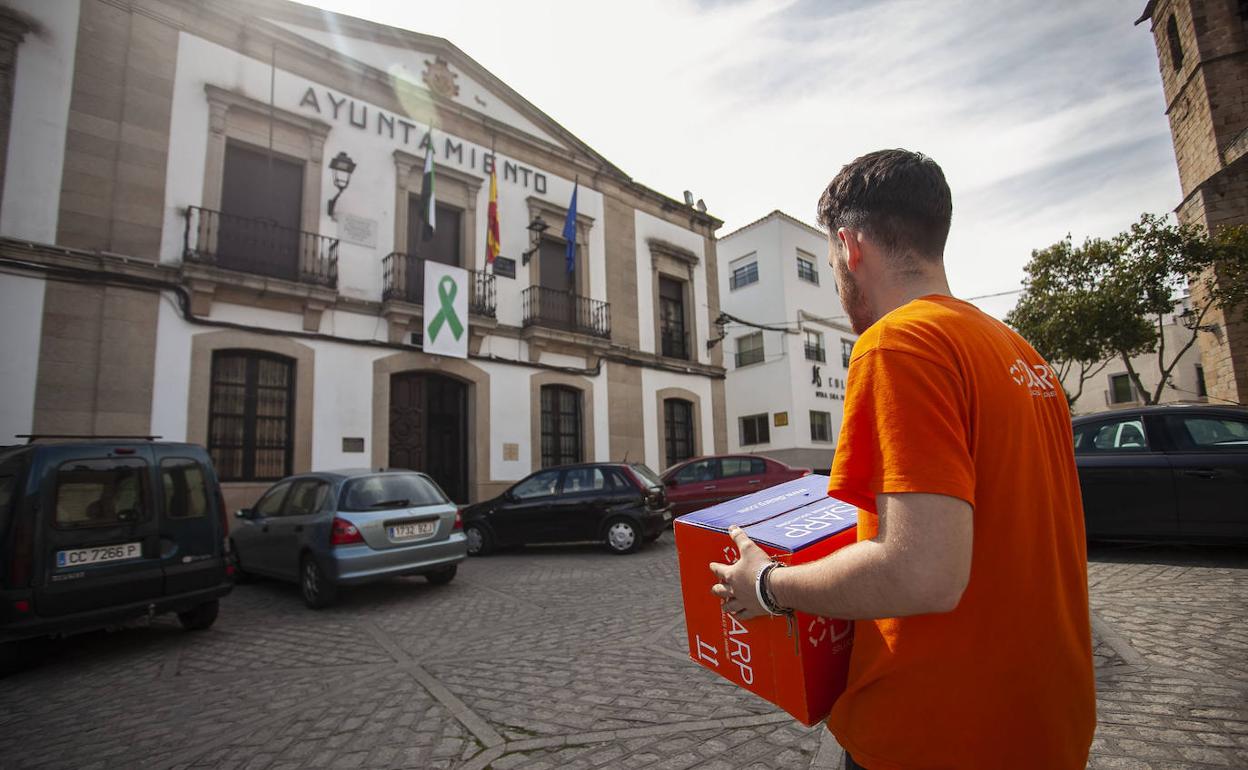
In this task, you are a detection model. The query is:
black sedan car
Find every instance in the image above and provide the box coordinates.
[462,462,672,555]
[1073,404,1248,542]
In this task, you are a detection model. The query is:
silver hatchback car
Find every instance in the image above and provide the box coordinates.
[229,469,467,608]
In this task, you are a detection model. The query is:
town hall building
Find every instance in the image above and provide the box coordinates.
[0,0,727,510]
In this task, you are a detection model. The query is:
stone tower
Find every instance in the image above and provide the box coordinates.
[1138,0,1248,404]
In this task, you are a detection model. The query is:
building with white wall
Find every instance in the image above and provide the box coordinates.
[1062,295,1210,415]
[716,211,855,474]
[0,0,727,510]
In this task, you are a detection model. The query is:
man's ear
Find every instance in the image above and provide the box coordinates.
[836,227,864,272]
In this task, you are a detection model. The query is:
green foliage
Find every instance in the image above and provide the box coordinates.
[1007,213,1248,406]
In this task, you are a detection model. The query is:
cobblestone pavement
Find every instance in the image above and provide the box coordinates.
[1,538,1244,769]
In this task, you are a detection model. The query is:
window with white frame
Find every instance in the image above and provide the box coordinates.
[841,338,855,368]
[804,330,825,362]
[729,253,759,290]
[736,332,764,367]
[796,251,819,284]
[810,411,832,442]
[740,413,770,446]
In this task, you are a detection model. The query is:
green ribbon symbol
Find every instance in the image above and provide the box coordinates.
[428,275,464,342]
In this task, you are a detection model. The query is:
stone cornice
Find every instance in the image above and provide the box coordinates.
[647,238,699,267]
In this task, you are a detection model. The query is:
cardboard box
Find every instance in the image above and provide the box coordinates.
[674,475,857,726]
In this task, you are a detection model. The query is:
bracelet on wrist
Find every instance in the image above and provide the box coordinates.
[754,561,791,616]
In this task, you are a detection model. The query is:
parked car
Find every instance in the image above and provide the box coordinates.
[661,454,812,516]
[230,469,466,608]
[461,463,671,555]
[0,439,232,667]
[1073,404,1248,542]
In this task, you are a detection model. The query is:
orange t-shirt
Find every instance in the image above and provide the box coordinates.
[826,295,1095,770]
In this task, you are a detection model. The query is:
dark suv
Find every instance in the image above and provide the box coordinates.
[0,439,233,663]
[462,462,672,555]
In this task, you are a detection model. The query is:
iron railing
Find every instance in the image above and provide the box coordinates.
[804,343,826,362]
[382,252,497,318]
[660,326,689,359]
[521,286,611,339]
[183,206,337,288]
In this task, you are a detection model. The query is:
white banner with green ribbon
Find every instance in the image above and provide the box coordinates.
[423,262,468,359]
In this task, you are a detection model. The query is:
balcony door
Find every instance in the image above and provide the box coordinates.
[535,238,575,329]
[219,142,303,281]
[406,198,462,303]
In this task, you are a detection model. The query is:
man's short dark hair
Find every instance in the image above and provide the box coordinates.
[816,149,952,261]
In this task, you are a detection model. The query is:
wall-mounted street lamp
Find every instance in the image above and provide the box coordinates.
[521,215,549,265]
[1179,306,1221,335]
[327,151,357,217]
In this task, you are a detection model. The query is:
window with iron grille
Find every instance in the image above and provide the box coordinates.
[664,398,695,469]
[540,385,583,468]
[209,351,294,482]
[729,255,759,290]
[797,252,819,284]
[841,338,855,368]
[739,413,770,446]
[736,332,764,367]
[810,411,832,442]
[804,330,825,362]
[659,276,689,359]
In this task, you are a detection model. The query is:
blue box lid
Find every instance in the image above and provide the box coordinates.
[677,474,832,530]
[743,496,858,550]
[677,474,857,552]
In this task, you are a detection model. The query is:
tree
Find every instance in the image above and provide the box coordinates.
[1007,214,1248,407]
[1005,236,1151,407]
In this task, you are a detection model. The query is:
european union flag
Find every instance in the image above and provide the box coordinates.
[563,181,578,274]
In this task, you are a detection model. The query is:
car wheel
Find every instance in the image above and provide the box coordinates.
[465,524,492,556]
[604,518,640,555]
[228,540,253,584]
[300,554,337,609]
[426,565,457,585]
[177,599,219,631]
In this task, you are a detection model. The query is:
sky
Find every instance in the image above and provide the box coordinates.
[301,0,1180,320]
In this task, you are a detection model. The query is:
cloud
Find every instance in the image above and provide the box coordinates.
[301,0,1181,316]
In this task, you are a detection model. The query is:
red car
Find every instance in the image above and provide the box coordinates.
[660,455,812,516]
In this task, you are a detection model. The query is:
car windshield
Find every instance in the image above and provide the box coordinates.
[341,474,447,511]
[630,463,663,490]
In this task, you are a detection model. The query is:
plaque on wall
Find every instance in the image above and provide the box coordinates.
[338,213,378,248]
[774,412,789,427]
[342,437,365,453]
[492,257,516,279]
[503,442,519,461]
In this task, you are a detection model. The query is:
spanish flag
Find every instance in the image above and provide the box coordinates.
[486,166,500,268]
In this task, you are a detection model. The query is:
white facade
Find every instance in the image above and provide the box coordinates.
[0,0,726,511]
[1062,297,1210,415]
[717,211,855,472]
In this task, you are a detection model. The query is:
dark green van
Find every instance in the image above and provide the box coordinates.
[0,439,232,663]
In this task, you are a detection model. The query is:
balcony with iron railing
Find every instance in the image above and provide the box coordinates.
[183,206,338,288]
[382,252,497,318]
[521,286,611,339]
[660,325,689,360]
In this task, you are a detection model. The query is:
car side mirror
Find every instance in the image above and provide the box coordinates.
[235,508,251,519]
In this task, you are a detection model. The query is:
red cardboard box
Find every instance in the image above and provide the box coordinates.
[674,475,857,726]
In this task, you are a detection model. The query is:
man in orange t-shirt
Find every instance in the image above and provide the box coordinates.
[710,150,1095,769]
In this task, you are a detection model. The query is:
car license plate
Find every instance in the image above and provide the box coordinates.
[389,521,436,541]
[56,541,142,568]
